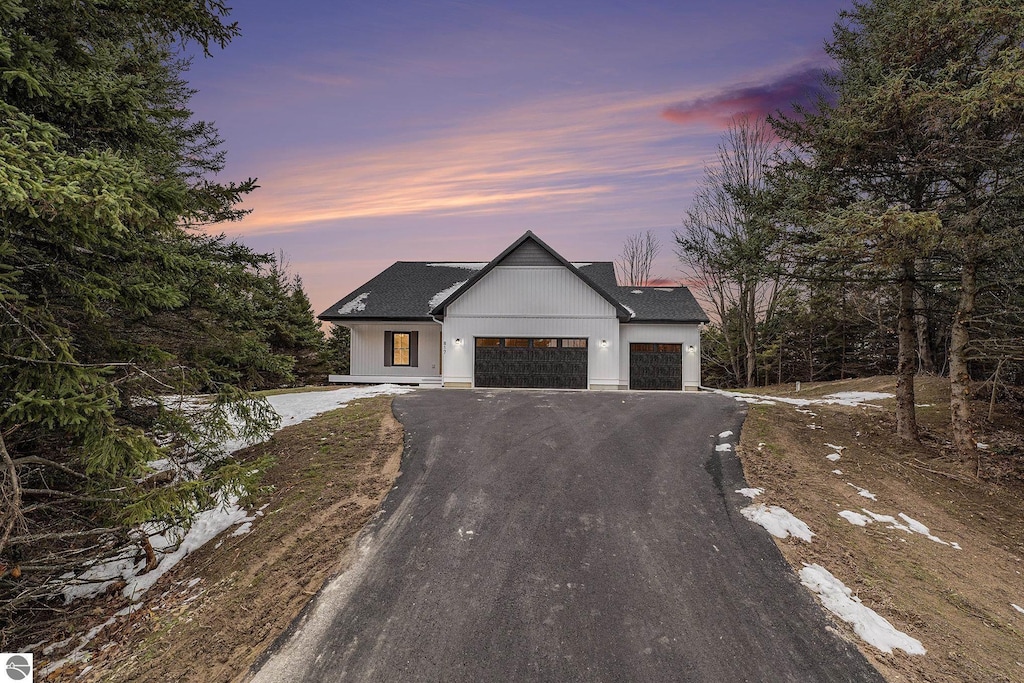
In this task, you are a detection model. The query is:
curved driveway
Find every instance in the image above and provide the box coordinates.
[251,390,881,682]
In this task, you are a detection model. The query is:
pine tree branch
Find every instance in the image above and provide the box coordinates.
[0,432,23,556]
[11,456,87,479]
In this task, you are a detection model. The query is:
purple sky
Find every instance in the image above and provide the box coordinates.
[185,0,848,315]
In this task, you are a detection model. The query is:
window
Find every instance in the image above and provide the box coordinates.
[533,338,557,348]
[561,339,587,348]
[393,333,410,365]
[504,338,529,348]
[384,331,418,367]
[476,338,501,347]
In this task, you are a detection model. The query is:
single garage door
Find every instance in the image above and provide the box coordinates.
[629,343,682,390]
[474,338,588,389]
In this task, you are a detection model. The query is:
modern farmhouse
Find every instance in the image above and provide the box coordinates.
[319,232,708,390]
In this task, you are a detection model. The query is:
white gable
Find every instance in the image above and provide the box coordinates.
[446,265,617,319]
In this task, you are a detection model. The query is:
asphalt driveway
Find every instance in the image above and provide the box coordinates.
[251,389,882,682]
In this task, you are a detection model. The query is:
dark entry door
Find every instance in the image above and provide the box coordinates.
[629,343,682,390]
[474,338,588,389]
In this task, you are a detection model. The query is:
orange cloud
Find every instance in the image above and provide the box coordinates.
[222,89,711,235]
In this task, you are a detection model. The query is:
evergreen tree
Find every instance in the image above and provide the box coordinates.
[0,0,299,636]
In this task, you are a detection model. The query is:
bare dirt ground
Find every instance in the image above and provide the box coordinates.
[733,375,1024,682]
[35,395,404,682]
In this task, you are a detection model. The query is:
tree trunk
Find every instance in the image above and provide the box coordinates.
[913,279,936,374]
[950,259,977,464]
[744,287,757,387]
[895,260,919,442]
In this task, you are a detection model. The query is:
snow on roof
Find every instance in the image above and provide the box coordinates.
[631,289,643,294]
[622,304,635,319]
[338,292,370,314]
[741,503,814,542]
[426,262,487,269]
[428,280,467,310]
[799,563,926,655]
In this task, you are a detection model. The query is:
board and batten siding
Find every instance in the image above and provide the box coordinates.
[346,322,442,377]
[618,323,701,390]
[443,265,620,387]
[446,266,616,319]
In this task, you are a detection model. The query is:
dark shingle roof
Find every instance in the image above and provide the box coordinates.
[319,260,708,324]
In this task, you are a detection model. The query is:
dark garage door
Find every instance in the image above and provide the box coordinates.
[474,338,588,389]
[629,343,682,390]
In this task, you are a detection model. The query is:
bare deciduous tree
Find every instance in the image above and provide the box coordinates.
[615,230,660,286]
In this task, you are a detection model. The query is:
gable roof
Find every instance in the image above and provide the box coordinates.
[318,232,709,324]
[428,231,632,320]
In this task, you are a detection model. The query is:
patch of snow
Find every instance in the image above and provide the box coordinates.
[622,304,635,319]
[337,292,370,315]
[832,469,843,475]
[62,385,416,604]
[735,488,763,499]
[654,287,674,291]
[808,424,823,430]
[426,262,486,269]
[824,443,846,452]
[570,262,592,268]
[796,408,817,416]
[428,280,468,309]
[976,442,990,450]
[715,443,732,452]
[855,508,962,550]
[839,510,871,526]
[231,521,253,537]
[740,504,814,542]
[709,388,893,408]
[821,391,894,405]
[757,442,766,450]
[826,453,842,462]
[631,289,643,294]
[847,483,878,500]
[1012,603,1024,615]
[718,430,733,438]
[799,563,926,655]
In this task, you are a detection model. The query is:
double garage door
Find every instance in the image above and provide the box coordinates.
[472,338,683,390]
[474,338,587,389]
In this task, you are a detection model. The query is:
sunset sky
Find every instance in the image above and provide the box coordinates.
[185,0,849,317]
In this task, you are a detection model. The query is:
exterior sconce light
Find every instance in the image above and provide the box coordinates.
[454,338,463,346]
[687,345,696,353]
[600,339,609,348]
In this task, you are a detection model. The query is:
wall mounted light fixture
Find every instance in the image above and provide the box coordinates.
[600,339,609,348]
[454,338,463,346]
[687,345,696,353]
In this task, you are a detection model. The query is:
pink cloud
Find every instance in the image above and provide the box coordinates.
[661,66,832,129]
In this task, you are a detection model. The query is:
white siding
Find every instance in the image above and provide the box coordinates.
[619,324,702,390]
[442,265,620,387]
[447,266,617,318]
[345,322,442,377]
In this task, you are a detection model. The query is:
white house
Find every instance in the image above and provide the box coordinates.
[319,232,708,390]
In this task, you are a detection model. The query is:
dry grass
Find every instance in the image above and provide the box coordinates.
[734,375,1024,682]
[36,395,404,682]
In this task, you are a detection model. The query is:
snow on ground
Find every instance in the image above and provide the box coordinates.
[718,430,733,438]
[836,507,962,550]
[824,443,846,452]
[799,563,926,655]
[826,452,842,462]
[740,504,814,542]
[1013,604,1024,615]
[337,292,370,314]
[428,280,467,309]
[832,469,843,475]
[715,443,732,452]
[735,487,764,499]
[708,388,894,408]
[61,384,414,605]
[847,483,878,500]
